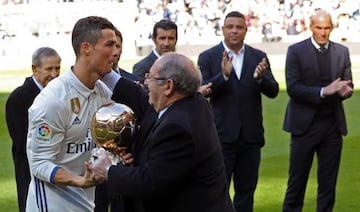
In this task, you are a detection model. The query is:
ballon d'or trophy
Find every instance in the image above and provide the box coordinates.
[90,102,136,165]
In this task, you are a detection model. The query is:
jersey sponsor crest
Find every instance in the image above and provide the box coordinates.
[71,98,81,114]
[36,124,51,143]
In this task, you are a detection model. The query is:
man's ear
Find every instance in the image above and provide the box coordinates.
[163,79,175,96]
[31,64,38,75]
[81,42,92,56]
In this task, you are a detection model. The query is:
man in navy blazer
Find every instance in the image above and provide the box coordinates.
[95,27,138,212]
[113,28,138,82]
[5,47,61,212]
[197,11,279,212]
[282,10,353,212]
[132,19,177,85]
[93,53,235,212]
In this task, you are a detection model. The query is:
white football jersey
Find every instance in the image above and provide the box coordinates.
[26,69,112,211]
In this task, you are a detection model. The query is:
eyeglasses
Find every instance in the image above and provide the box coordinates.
[144,73,167,82]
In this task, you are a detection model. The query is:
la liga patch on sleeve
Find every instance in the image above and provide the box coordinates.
[36,124,51,143]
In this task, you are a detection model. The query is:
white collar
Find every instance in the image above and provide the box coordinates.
[153,49,161,58]
[32,75,44,90]
[222,41,245,55]
[311,36,329,49]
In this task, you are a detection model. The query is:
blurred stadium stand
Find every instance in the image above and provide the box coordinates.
[1,0,360,70]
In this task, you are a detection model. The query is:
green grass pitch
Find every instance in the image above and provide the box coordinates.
[0,59,359,211]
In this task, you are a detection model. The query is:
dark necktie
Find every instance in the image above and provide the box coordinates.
[319,46,327,54]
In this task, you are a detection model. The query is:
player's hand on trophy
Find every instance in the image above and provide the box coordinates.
[90,148,112,184]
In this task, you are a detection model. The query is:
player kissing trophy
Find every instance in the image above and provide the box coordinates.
[90,102,136,165]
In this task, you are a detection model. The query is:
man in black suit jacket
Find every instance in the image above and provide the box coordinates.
[5,47,61,212]
[92,52,235,212]
[198,11,279,212]
[282,10,353,212]
[132,19,177,85]
[95,27,138,212]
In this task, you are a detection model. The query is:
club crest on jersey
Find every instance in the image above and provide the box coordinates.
[71,98,81,114]
[36,124,51,143]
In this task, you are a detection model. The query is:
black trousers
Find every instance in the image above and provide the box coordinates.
[222,139,261,212]
[283,116,342,212]
[13,150,30,212]
[95,183,126,212]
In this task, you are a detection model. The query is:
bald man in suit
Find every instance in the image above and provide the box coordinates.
[282,9,353,212]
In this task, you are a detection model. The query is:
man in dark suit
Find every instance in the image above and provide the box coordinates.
[132,19,177,85]
[282,9,353,212]
[113,28,138,82]
[5,47,61,212]
[95,27,138,212]
[197,11,279,212]
[92,52,235,212]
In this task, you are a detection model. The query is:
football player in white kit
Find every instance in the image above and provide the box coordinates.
[26,16,117,211]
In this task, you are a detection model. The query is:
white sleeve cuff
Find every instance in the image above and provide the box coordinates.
[223,73,229,81]
[105,165,112,181]
[320,87,325,98]
[101,70,121,91]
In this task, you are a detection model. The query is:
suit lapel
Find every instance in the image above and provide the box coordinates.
[329,43,337,80]
[134,109,158,163]
[305,39,320,78]
[240,45,249,80]
[141,110,164,150]
[27,77,41,93]
[150,51,158,64]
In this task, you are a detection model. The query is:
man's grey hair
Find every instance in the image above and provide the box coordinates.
[32,47,61,67]
[157,52,201,96]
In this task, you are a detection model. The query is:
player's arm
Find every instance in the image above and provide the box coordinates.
[53,165,96,188]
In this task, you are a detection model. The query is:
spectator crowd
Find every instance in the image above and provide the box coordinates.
[1,0,360,44]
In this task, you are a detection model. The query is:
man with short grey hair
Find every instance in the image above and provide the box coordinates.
[6,46,61,212]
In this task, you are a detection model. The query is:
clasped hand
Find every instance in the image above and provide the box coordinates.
[323,78,353,98]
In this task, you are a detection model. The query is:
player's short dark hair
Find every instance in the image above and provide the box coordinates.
[71,16,115,57]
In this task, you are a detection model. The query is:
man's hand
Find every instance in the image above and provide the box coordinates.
[199,82,212,97]
[52,166,97,188]
[253,57,269,80]
[82,162,98,188]
[221,50,233,77]
[119,149,134,166]
[323,78,353,98]
[338,84,353,98]
[90,148,112,184]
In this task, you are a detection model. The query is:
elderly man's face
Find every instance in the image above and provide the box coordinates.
[144,62,168,112]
